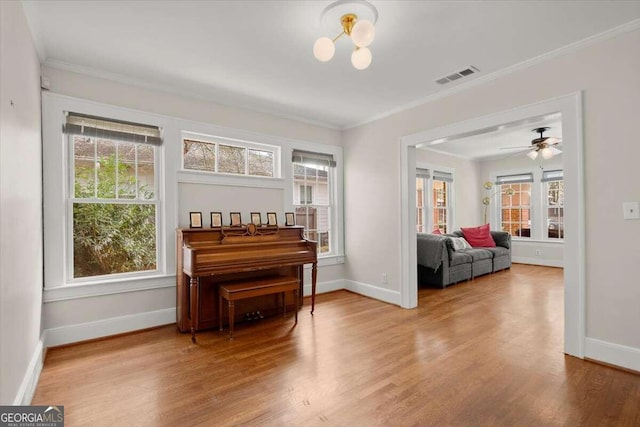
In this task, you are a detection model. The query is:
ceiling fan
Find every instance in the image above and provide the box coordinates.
[502,127,562,160]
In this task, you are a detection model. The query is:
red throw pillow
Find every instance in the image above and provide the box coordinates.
[460,224,496,247]
[432,229,442,235]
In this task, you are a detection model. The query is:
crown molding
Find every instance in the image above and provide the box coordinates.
[344,18,640,130]
[42,59,342,131]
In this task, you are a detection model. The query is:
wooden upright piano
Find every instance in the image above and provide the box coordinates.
[176,224,317,341]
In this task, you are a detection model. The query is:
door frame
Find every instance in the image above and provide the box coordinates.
[399,92,585,358]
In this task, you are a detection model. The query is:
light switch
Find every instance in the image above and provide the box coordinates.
[623,201,640,220]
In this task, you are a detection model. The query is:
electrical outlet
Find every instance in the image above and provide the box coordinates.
[382,273,388,285]
[535,249,541,256]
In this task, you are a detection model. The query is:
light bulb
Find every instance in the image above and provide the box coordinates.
[541,147,554,159]
[527,150,539,160]
[351,47,372,70]
[351,19,375,47]
[313,37,335,62]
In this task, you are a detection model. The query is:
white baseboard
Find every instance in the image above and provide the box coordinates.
[512,257,564,268]
[303,279,346,296]
[344,280,401,306]
[13,335,45,405]
[45,308,176,348]
[584,337,640,372]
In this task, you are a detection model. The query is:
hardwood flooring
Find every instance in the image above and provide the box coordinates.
[33,264,640,426]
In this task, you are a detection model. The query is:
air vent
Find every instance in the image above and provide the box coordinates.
[436,65,479,85]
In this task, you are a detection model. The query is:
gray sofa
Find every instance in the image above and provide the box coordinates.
[417,231,511,288]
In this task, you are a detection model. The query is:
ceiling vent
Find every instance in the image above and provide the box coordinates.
[436,66,479,85]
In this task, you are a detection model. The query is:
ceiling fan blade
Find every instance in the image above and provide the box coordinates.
[500,145,532,150]
[546,137,562,145]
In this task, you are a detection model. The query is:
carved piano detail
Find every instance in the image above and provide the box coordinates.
[176,225,317,342]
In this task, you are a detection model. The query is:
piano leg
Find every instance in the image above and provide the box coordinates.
[228,300,235,340]
[311,262,317,314]
[190,276,199,343]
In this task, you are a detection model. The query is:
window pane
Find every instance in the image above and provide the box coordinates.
[117,142,137,199]
[218,144,246,174]
[74,136,96,198]
[247,149,274,177]
[138,144,155,199]
[73,202,157,278]
[318,232,330,254]
[96,139,117,198]
[183,139,215,172]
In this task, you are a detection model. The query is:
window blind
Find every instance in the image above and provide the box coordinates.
[291,149,336,167]
[495,173,533,185]
[416,168,430,179]
[541,169,564,182]
[432,170,454,183]
[63,112,163,145]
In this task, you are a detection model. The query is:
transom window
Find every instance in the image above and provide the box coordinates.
[65,112,160,279]
[182,135,277,177]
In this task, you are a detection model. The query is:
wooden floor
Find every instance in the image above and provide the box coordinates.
[33,264,640,426]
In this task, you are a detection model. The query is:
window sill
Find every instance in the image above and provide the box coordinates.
[44,273,176,302]
[177,170,285,189]
[304,254,345,268]
[511,239,564,245]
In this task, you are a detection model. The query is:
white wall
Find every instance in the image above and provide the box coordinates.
[343,28,640,363]
[0,1,44,404]
[40,67,345,346]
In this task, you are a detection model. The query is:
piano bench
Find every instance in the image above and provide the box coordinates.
[219,276,299,339]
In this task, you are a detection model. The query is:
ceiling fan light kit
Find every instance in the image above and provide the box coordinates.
[313,0,378,70]
[503,126,563,160]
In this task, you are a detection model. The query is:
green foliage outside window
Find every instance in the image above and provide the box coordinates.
[73,153,156,278]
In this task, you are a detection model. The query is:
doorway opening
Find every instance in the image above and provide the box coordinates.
[399,93,585,358]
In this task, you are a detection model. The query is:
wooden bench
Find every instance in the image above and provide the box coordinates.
[219,275,299,339]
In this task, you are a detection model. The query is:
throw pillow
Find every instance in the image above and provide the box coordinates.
[460,224,496,247]
[432,229,442,235]
[449,237,465,251]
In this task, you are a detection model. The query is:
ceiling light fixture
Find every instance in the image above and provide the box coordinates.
[313,0,378,70]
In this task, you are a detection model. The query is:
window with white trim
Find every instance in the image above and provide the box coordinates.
[497,173,533,239]
[542,170,564,239]
[292,150,335,255]
[182,134,279,178]
[416,167,453,233]
[65,112,161,279]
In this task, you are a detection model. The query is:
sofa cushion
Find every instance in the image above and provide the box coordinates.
[450,251,473,266]
[460,224,496,247]
[463,248,493,261]
[483,246,510,258]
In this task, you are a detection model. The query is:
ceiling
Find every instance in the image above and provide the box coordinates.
[22,1,640,129]
[417,114,563,161]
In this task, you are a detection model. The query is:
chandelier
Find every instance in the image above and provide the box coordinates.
[313,0,378,70]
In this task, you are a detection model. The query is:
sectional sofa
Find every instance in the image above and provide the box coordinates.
[416,230,511,288]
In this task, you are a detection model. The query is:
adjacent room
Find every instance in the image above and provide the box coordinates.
[2,1,640,425]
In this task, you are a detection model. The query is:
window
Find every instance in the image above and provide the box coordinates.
[543,170,564,239]
[299,185,313,205]
[497,173,533,238]
[183,136,276,177]
[416,167,453,233]
[65,112,161,280]
[292,150,335,255]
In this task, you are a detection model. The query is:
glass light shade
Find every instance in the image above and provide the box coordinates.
[541,146,557,159]
[527,150,539,160]
[351,19,375,47]
[313,37,335,62]
[351,47,372,70]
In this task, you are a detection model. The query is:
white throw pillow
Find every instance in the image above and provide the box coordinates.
[450,237,472,251]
